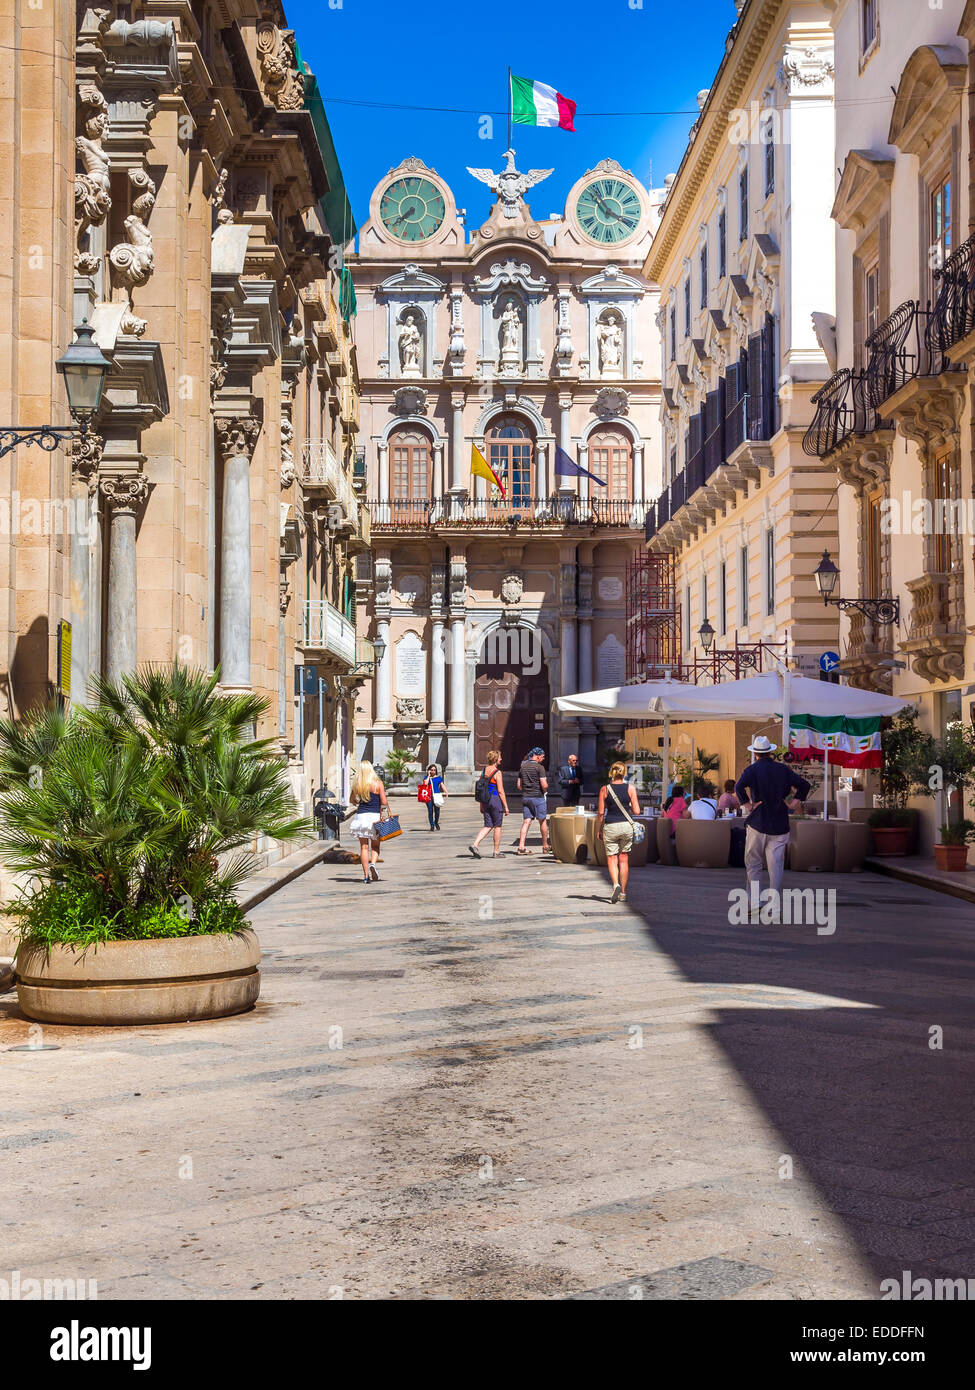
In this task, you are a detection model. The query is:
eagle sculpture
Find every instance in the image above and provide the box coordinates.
[466,149,553,219]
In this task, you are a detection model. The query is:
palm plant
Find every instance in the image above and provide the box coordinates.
[0,664,310,943]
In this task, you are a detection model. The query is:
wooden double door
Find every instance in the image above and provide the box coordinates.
[473,663,550,775]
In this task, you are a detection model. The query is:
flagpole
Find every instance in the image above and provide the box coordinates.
[507,66,512,150]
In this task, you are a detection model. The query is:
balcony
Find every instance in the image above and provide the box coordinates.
[346,499,371,554]
[301,440,342,495]
[926,231,975,361]
[865,300,965,448]
[899,572,965,683]
[838,607,895,692]
[802,368,893,487]
[367,495,645,531]
[302,600,356,669]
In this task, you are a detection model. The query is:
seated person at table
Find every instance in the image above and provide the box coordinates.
[717,779,740,814]
[686,782,719,819]
[662,784,687,834]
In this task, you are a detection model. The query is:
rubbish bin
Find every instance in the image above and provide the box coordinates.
[313,788,344,842]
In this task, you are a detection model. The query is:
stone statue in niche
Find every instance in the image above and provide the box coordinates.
[109,168,156,337]
[398,314,422,377]
[597,313,624,379]
[499,298,523,373]
[74,92,112,275]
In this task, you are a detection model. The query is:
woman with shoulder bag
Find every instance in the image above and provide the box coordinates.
[597,761,642,904]
[469,750,509,859]
[419,762,447,831]
[348,760,389,884]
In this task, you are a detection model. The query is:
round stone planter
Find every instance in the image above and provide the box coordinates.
[0,929,19,959]
[15,928,260,1027]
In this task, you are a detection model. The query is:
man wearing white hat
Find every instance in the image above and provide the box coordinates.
[735,736,811,906]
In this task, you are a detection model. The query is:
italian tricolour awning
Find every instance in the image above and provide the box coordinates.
[511,75,576,131]
[788,714,882,769]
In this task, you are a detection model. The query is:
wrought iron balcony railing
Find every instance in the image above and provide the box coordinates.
[802,367,885,458]
[367,495,645,529]
[302,599,356,665]
[926,232,975,353]
[864,300,951,408]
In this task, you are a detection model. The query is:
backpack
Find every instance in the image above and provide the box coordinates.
[474,773,491,804]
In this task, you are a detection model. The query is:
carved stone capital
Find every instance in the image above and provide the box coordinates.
[69,431,104,493]
[215,416,261,462]
[99,473,151,513]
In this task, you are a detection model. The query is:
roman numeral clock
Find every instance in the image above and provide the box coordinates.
[569,162,649,248]
[379,176,447,243]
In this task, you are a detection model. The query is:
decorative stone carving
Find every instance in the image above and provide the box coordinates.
[109,169,156,337]
[69,430,103,495]
[393,384,427,418]
[594,386,629,419]
[498,298,524,375]
[466,149,553,220]
[597,311,624,378]
[395,697,425,721]
[215,416,261,461]
[449,556,467,609]
[210,306,232,396]
[501,572,523,605]
[756,266,775,311]
[256,22,306,111]
[447,289,466,373]
[374,554,393,608]
[280,417,295,488]
[99,473,152,512]
[74,87,111,274]
[556,294,573,375]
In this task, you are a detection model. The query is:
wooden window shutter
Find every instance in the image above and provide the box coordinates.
[878,215,890,322]
[852,253,865,370]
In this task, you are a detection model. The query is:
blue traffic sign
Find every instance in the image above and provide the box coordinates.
[820,651,840,673]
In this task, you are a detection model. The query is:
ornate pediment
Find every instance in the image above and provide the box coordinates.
[579,264,647,296]
[378,264,445,295]
[471,258,548,296]
[831,151,895,232]
[888,45,966,157]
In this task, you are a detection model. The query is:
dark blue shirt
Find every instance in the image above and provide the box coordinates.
[735,759,811,835]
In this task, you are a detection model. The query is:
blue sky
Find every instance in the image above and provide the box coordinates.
[289,0,737,236]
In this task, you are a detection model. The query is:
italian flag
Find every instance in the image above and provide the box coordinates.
[511,75,576,131]
[788,714,883,769]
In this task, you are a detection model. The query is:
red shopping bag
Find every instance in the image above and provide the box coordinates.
[417,783,432,803]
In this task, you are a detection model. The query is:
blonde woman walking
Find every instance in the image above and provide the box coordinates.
[596,761,642,904]
[348,760,389,884]
[469,749,509,858]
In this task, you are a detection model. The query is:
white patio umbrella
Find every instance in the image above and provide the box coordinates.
[553,670,909,814]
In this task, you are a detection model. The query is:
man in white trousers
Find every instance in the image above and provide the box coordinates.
[735,735,811,918]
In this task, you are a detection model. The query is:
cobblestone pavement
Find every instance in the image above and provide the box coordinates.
[2,802,974,1300]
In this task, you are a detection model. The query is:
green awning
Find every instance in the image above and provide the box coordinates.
[295,44,357,319]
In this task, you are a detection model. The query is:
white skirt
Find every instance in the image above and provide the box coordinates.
[349,810,380,841]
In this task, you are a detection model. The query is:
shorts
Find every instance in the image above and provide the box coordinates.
[482,799,504,828]
[522,796,547,821]
[603,821,633,855]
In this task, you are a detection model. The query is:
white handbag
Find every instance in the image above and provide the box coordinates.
[432,791,445,807]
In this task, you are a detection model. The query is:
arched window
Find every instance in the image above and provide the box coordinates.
[588,427,633,499]
[390,427,431,500]
[486,413,534,504]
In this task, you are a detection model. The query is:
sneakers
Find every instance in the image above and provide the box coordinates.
[468,844,481,858]
[369,864,380,881]
[610,884,622,904]
[619,892,627,902]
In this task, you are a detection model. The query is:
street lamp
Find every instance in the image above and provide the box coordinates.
[1,321,112,459]
[372,634,387,667]
[813,548,899,625]
[698,618,715,654]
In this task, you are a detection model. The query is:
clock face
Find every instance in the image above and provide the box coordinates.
[575,177,643,245]
[379,177,446,242]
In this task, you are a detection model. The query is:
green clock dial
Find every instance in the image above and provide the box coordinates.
[575,177,643,245]
[379,177,446,243]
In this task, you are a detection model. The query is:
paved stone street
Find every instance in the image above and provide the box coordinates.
[2,802,975,1300]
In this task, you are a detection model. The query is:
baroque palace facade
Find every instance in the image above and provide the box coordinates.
[349,151,666,787]
[1,0,367,834]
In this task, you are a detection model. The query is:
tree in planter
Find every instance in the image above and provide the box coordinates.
[915,720,975,842]
[0,665,309,948]
[382,748,419,785]
[693,748,720,800]
[868,707,928,830]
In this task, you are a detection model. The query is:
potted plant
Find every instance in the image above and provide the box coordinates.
[867,806,915,856]
[0,665,308,1026]
[381,747,419,792]
[868,708,928,856]
[934,819,975,871]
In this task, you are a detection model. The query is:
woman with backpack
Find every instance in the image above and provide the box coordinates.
[596,761,642,904]
[469,749,509,859]
[418,762,447,831]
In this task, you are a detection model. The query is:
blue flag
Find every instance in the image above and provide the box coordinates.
[554,444,606,486]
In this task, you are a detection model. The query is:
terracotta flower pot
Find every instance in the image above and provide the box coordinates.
[870,826,912,857]
[15,928,260,1026]
[934,843,970,872]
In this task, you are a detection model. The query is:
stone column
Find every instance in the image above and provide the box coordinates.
[433,443,444,499]
[559,393,573,454]
[431,617,446,724]
[633,442,645,506]
[445,547,471,786]
[100,475,151,685]
[216,416,261,691]
[450,391,466,492]
[536,441,548,504]
[560,617,577,696]
[69,434,101,704]
[376,617,392,721]
[450,618,466,723]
